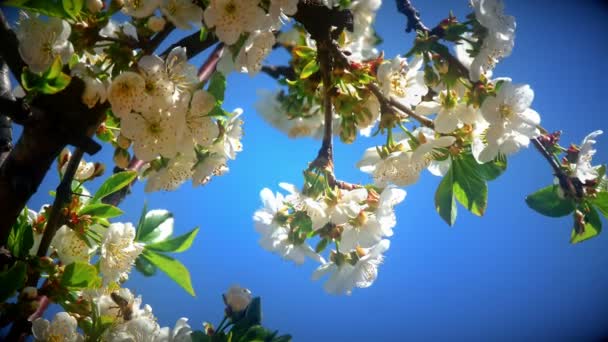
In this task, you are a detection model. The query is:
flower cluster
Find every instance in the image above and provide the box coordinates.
[254,182,406,295]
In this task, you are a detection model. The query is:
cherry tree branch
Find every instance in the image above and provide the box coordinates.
[396,0,430,33]
[144,23,175,54]
[260,65,296,80]
[160,30,219,59]
[0,57,14,166]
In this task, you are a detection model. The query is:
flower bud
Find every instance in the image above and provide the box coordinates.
[116,134,131,149]
[92,163,105,178]
[147,16,166,33]
[58,148,71,172]
[114,148,130,169]
[223,285,252,313]
[20,286,38,300]
[86,0,103,13]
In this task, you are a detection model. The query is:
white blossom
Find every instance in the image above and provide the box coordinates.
[415,92,480,134]
[32,312,83,342]
[16,12,74,73]
[312,240,390,295]
[165,47,199,93]
[224,285,252,312]
[203,0,269,45]
[138,54,176,110]
[269,0,298,28]
[235,31,275,76]
[122,0,160,18]
[120,105,185,162]
[253,187,324,265]
[469,0,516,81]
[157,318,193,342]
[573,130,603,183]
[99,222,144,283]
[108,72,147,118]
[161,0,203,30]
[99,20,139,41]
[59,148,96,181]
[106,316,161,341]
[211,109,243,160]
[478,80,540,162]
[192,153,228,187]
[145,155,195,192]
[50,225,94,265]
[181,90,218,149]
[377,55,427,108]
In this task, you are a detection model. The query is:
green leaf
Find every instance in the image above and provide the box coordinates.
[571,205,602,244]
[61,262,101,289]
[79,203,123,219]
[191,331,212,342]
[244,297,262,326]
[91,171,137,202]
[435,166,457,226]
[62,0,83,18]
[3,0,70,18]
[591,192,608,218]
[207,72,226,103]
[0,261,27,302]
[475,153,507,181]
[525,185,575,218]
[137,209,174,243]
[44,56,64,80]
[142,250,195,296]
[237,326,270,342]
[453,156,488,216]
[8,208,34,258]
[300,59,319,79]
[40,72,71,94]
[145,227,199,253]
[199,27,208,41]
[135,255,157,277]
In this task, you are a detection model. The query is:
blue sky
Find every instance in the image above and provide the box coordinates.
[17,0,608,340]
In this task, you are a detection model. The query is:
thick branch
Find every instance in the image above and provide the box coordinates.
[160,31,218,59]
[0,57,14,166]
[144,23,175,54]
[0,78,106,247]
[198,43,224,82]
[312,40,334,173]
[0,9,25,78]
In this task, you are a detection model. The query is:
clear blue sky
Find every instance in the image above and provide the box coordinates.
[17,0,608,340]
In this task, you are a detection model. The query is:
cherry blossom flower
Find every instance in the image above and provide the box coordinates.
[377,55,427,108]
[160,0,203,30]
[192,153,228,187]
[145,155,195,192]
[211,109,243,160]
[32,312,83,342]
[16,12,74,73]
[572,130,603,183]
[477,80,540,162]
[50,225,94,265]
[415,91,480,134]
[235,31,275,76]
[122,0,160,18]
[312,240,390,295]
[120,106,185,162]
[203,0,269,45]
[158,318,193,342]
[99,222,144,283]
[108,72,147,118]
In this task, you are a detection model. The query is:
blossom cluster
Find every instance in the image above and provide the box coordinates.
[254,182,406,295]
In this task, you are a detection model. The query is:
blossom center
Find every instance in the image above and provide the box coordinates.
[224,1,237,14]
[498,103,513,119]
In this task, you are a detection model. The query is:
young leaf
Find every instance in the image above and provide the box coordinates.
[62,262,101,289]
[142,250,195,296]
[570,205,602,244]
[145,227,199,253]
[8,209,34,258]
[435,166,457,226]
[525,185,575,217]
[91,171,137,202]
[207,72,226,103]
[0,261,27,302]
[62,0,83,18]
[137,209,174,243]
[475,154,507,181]
[300,59,319,79]
[453,157,488,216]
[590,192,608,218]
[135,255,157,277]
[4,0,69,19]
[79,203,123,219]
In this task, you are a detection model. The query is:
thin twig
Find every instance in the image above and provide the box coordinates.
[160,31,218,59]
[367,82,434,128]
[35,148,84,259]
[198,43,224,82]
[312,40,334,172]
[260,65,296,80]
[144,23,175,54]
[395,0,430,33]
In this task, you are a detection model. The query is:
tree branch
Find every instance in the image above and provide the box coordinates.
[0,9,25,78]
[261,65,296,80]
[160,31,219,59]
[0,57,14,166]
[395,0,430,33]
[144,23,175,54]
